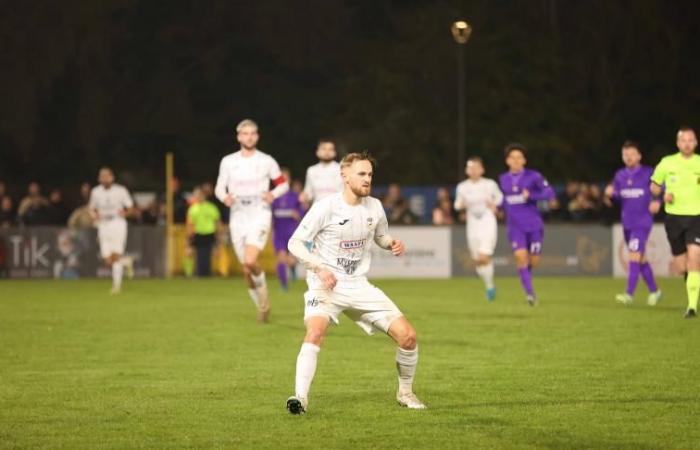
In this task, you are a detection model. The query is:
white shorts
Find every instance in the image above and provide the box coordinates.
[303,284,403,335]
[466,214,497,259]
[97,219,127,259]
[229,210,271,263]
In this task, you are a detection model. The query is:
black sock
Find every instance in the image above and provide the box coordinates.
[684,271,688,281]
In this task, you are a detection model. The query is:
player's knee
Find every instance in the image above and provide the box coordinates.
[304,327,326,346]
[397,327,417,350]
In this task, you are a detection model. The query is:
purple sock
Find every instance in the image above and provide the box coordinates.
[640,262,658,293]
[626,261,640,295]
[517,267,534,296]
[276,262,288,289]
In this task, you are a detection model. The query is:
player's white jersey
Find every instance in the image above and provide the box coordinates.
[303,161,343,203]
[291,193,388,290]
[215,149,283,216]
[454,178,503,220]
[89,184,133,223]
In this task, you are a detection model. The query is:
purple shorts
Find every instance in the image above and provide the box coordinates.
[508,227,544,255]
[273,228,294,253]
[623,227,651,254]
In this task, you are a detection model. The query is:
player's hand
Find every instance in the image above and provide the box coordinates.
[316,269,337,290]
[224,195,235,207]
[390,239,405,257]
[486,201,498,214]
[262,192,274,204]
[664,192,674,204]
[604,184,614,198]
[521,189,530,200]
[649,200,661,214]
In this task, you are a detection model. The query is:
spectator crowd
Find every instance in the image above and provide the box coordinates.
[0,178,633,230]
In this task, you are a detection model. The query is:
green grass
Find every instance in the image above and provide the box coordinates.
[1,276,699,449]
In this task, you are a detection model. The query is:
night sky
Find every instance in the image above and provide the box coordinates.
[1,0,699,189]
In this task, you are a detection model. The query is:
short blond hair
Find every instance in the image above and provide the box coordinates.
[236,119,258,133]
[340,151,376,172]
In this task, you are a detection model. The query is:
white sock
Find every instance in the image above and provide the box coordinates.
[295,343,320,400]
[396,346,418,393]
[247,289,260,308]
[112,261,124,290]
[476,263,495,289]
[251,271,269,311]
[251,271,266,288]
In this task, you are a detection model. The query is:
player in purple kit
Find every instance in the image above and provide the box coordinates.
[498,143,555,306]
[604,141,662,306]
[272,168,305,290]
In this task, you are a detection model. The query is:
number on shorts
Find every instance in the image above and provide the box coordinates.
[628,238,640,252]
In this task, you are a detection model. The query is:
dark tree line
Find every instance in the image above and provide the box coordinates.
[1,0,698,188]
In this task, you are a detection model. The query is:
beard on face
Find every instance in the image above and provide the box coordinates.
[349,183,371,197]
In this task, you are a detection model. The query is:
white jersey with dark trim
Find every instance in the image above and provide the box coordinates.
[303,161,343,202]
[89,184,133,223]
[454,178,503,220]
[290,193,388,289]
[215,149,282,215]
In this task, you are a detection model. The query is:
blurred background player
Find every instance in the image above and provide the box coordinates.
[650,126,700,318]
[215,119,289,323]
[499,143,555,306]
[285,152,425,414]
[186,186,222,277]
[272,168,305,291]
[604,141,662,306]
[300,139,343,206]
[88,167,134,294]
[454,157,503,301]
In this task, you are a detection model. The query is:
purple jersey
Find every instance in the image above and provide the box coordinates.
[611,165,654,229]
[499,169,554,232]
[272,191,304,251]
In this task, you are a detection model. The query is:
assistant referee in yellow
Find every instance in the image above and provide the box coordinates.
[651,126,700,318]
[187,187,222,277]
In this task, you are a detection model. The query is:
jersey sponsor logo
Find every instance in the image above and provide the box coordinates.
[338,219,350,225]
[620,188,645,199]
[505,194,526,204]
[336,258,360,274]
[339,239,366,250]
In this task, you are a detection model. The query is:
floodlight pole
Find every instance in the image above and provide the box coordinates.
[451,21,472,181]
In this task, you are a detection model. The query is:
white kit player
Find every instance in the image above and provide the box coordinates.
[454,157,503,301]
[300,139,343,205]
[285,152,426,415]
[215,119,289,323]
[88,167,134,294]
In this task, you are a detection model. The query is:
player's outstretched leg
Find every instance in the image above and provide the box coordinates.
[388,317,426,410]
[287,316,329,415]
[514,250,536,305]
[276,250,289,291]
[243,245,270,322]
[110,254,124,295]
[640,261,661,306]
[616,259,640,305]
[475,254,496,302]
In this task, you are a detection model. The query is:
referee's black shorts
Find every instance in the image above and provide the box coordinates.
[664,214,700,256]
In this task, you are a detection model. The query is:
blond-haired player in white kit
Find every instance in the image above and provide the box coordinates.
[300,139,343,205]
[454,157,503,301]
[88,167,135,294]
[215,119,289,322]
[285,152,426,415]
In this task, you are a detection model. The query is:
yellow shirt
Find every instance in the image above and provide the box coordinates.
[187,201,220,235]
[651,152,700,216]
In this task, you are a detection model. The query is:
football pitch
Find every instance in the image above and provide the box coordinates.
[1,277,699,449]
